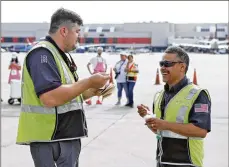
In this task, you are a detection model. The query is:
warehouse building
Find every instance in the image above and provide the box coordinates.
[1,22,228,50]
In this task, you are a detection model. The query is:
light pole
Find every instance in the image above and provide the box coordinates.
[215,23,217,39]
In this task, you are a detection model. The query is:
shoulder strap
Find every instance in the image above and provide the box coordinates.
[119,61,126,70]
[129,63,134,70]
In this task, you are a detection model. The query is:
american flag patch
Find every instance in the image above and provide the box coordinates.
[194,104,209,113]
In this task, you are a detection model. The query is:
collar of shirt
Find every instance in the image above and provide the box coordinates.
[45,36,66,56]
[45,36,74,65]
[164,76,190,93]
[44,36,78,80]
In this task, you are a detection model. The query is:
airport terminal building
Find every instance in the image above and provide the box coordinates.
[1,22,228,50]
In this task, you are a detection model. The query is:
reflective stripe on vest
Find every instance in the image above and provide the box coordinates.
[22,99,82,114]
[160,130,203,140]
[127,72,137,77]
[127,63,138,77]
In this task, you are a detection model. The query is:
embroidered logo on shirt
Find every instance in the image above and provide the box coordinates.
[41,55,48,63]
[194,104,208,113]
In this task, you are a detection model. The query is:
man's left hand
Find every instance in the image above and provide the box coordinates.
[145,118,169,131]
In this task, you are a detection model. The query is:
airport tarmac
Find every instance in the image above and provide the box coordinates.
[1,52,228,167]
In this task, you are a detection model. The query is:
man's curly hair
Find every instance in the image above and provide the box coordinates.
[49,8,83,34]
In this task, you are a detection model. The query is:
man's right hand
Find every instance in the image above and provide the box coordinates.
[137,104,149,117]
[88,73,110,89]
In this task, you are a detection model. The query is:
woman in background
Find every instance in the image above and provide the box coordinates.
[125,55,139,108]
[8,53,21,84]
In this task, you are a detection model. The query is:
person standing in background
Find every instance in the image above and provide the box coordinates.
[125,55,139,108]
[113,52,129,105]
[8,53,21,84]
[86,47,107,105]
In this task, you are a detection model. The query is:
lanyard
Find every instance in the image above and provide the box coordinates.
[119,60,125,71]
[65,53,78,82]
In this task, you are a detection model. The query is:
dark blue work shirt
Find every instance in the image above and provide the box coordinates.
[154,76,211,132]
[26,47,61,96]
[26,36,74,97]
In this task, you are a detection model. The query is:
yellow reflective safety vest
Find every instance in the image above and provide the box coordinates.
[126,62,138,82]
[154,83,210,167]
[16,40,87,145]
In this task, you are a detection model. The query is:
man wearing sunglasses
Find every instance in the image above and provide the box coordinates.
[138,46,211,167]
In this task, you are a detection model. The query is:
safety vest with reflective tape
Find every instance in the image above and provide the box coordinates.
[16,41,86,145]
[126,63,138,81]
[154,84,210,167]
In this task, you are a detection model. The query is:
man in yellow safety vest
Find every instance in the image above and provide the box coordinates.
[137,46,211,167]
[16,8,110,167]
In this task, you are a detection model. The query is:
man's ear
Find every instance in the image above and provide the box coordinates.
[181,63,186,72]
[60,27,68,37]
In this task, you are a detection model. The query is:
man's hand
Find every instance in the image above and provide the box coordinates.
[88,73,110,89]
[11,63,17,67]
[137,104,160,134]
[146,118,169,131]
[137,104,149,117]
[82,88,97,100]
[146,124,158,134]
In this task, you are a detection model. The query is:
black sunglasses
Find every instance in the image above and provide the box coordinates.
[159,60,183,67]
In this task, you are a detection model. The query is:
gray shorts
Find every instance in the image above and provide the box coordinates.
[30,139,81,167]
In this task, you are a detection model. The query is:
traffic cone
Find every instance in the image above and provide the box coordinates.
[155,68,161,85]
[109,67,114,84]
[193,68,198,85]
